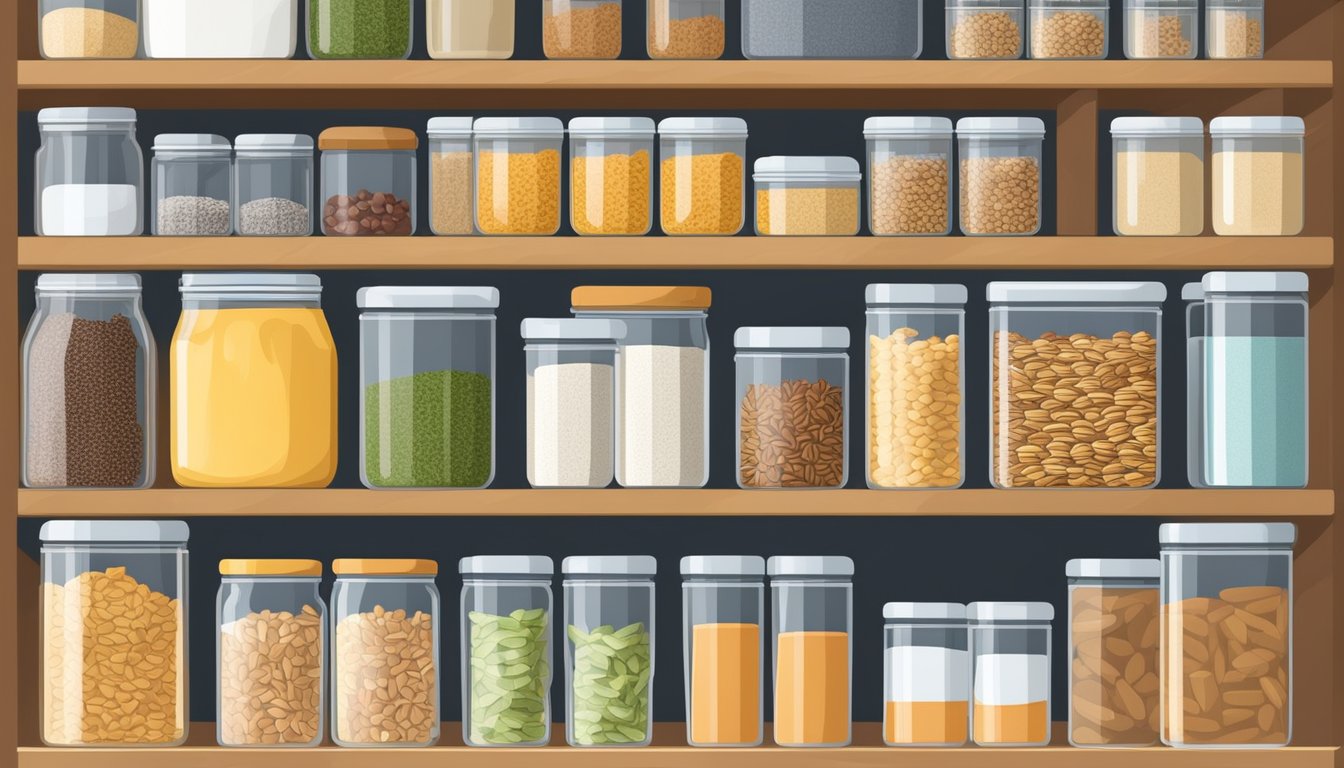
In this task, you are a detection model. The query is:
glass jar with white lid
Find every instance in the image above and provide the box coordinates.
[152,133,234,236]
[569,117,656,236]
[473,117,565,236]
[1210,116,1305,237]
[956,117,1045,236]
[428,117,474,236]
[234,134,314,237]
[864,117,954,237]
[883,602,969,747]
[1206,0,1263,58]
[658,117,749,236]
[1124,0,1197,58]
[947,0,1025,59]
[1111,117,1205,237]
[35,107,144,236]
[681,555,765,748]
[649,0,725,58]
[1029,0,1109,59]
[968,601,1053,747]
[768,556,853,748]
[753,156,862,236]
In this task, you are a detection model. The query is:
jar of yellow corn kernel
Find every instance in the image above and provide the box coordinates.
[568,117,655,236]
[658,117,748,236]
[753,156,861,236]
[473,117,564,236]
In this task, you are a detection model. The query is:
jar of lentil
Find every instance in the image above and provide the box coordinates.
[234,134,315,237]
[682,556,765,748]
[1029,0,1108,59]
[768,556,853,747]
[969,602,1052,747]
[882,603,969,747]
[35,107,144,236]
[753,156,862,236]
[319,127,417,236]
[1210,117,1305,237]
[217,559,326,748]
[427,0,514,58]
[39,0,138,58]
[864,117,953,237]
[1182,282,1206,488]
[658,117,748,236]
[956,117,1044,236]
[151,133,234,236]
[1124,0,1197,59]
[569,117,655,236]
[946,0,1025,59]
[474,117,564,236]
[1206,0,1263,59]
[543,0,623,58]
[307,0,412,58]
[648,0,724,59]
[1111,117,1204,237]
[428,117,474,236]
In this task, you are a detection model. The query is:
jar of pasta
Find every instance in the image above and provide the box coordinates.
[658,117,748,235]
[682,555,765,747]
[883,603,969,747]
[969,601,1053,747]
[569,117,655,236]
[753,156,861,236]
[768,556,853,747]
[474,117,564,236]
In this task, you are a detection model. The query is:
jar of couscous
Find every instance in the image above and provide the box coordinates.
[658,117,748,236]
[648,0,725,58]
[1110,117,1204,237]
[1210,117,1305,237]
[543,0,623,58]
[569,117,655,236]
[428,117,474,236]
[474,117,564,236]
[753,156,861,236]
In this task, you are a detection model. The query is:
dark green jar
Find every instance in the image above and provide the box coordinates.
[307,0,413,59]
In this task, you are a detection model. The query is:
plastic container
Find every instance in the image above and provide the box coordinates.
[217,560,326,748]
[474,117,565,236]
[571,286,711,488]
[35,107,143,236]
[1111,117,1205,237]
[768,556,853,747]
[39,0,138,58]
[562,556,657,748]
[569,118,656,236]
[1183,282,1206,488]
[882,603,969,747]
[144,0,297,57]
[1065,559,1160,748]
[681,556,765,748]
[968,602,1053,747]
[307,0,412,58]
[1206,0,1263,58]
[171,273,337,488]
[988,282,1165,489]
[648,0,725,58]
[319,127,417,236]
[234,134,314,236]
[658,117,748,236]
[428,117,474,236]
[40,520,189,747]
[543,0,622,58]
[866,284,966,490]
[743,0,922,59]
[864,117,954,237]
[735,327,850,489]
[427,0,514,58]
[151,134,234,236]
[1210,117,1306,237]
[1159,523,1295,748]
[1201,272,1309,488]
[22,274,155,488]
[330,559,441,748]
[947,0,1025,59]
[358,286,498,489]
[1029,0,1107,58]
[956,117,1045,236]
[753,156,862,236]
[1125,0,1197,59]
[459,556,555,747]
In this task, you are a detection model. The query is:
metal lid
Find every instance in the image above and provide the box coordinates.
[864,116,954,138]
[986,281,1167,304]
[571,285,711,310]
[520,317,625,342]
[967,601,1054,622]
[766,556,854,577]
[40,520,189,544]
[956,117,1047,138]
[1202,271,1309,294]
[568,117,656,138]
[220,559,323,577]
[38,107,136,125]
[332,558,438,576]
[753,155,861,183]
[358,286,500,310]
[473,117,564,139]
[562,555,657,576]
[459,555,555,576]
[657,117,749,138]
[180,273,322,299]
[1159,523,1297,547]
[1182,282,1204,301]
[734,326,850,350]
[883,602,967,621]
[318,127,418,151]
[234,134,314,153]
[1065,559,1161,579]
[36,273,142,293]
[866,283,968,306]
[1110,117,1204,137]
[680,555,766,577]
[426,117,473,137]
[152,133,232,153]
[1209,116,1305,138]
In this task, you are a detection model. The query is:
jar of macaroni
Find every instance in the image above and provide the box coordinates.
[947,0,1025,59]
[648,0,724,58]
[682,556,765,747]
[474,117,564,236]
[956,117,1045,236]
[1111,117,1205,236]
[1210,116,1305,237]
[428,117,474,236]
[1124,0,1197,59]
[883,603,969,747]
[865,116,954,237]
[1183,282,1205,488]
[753,156,861,236]
[969,601,1053,747]
[768,556,853,747]
[318,127,417,236]
[569,117,655,236]
[658,117,748,235]
[1206,0,1262,58]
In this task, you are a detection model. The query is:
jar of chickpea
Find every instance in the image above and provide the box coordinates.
[864,117,953,237]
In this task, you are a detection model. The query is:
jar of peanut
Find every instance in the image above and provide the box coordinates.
[1124,0,1197,59]
[473,117,564,236]
[956,117,1045,236]
[1028,0,1109,59]
[568,117,655,236]
[658,117,748,236]
[864,117,953,237]
[946,0,1025,59]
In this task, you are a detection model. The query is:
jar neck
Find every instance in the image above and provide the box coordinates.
[183,296,322,310]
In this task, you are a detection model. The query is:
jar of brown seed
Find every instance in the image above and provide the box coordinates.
[864,117,953,236]
[956,117,1045,236]
[1124,0,1197,59]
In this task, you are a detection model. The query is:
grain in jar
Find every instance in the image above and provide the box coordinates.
[1210,117,1305,237]
[543,0,622,58]
[946,0,1024,59]
[956,117,1044,236]
[648,0,725,58]
[428,117,474,236]
[1111,117,1204,237]
[474,117,564,236]
[569,117,655,236]
[659,117,748,235]
[1124,0,1197,59]
[865,117,953,237]
[40,0,138,58]
[754,156,861,236]
[769,557,853,747]
[969,602,1052,747]
[1206,0,1262,58]
[1029,0,1108,59]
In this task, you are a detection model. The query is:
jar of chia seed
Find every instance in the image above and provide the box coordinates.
[308,0,412,58]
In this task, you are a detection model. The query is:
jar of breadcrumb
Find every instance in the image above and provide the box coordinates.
[946,0,1024,60]
[649,0,724,58]
[1206,0,1263,59]
[864,117,953,237]
[658,117,748,236]
[1124,0,1197,59]
[1110,116,1204,236]
[543,0,623,58]
[1209,116,1305,237]
[753,156,861,236]
[956,117,1045,236]
[474,117,564,236]
[428,117,474,236]
[1029,0,1108,59]
[569,117,655,236]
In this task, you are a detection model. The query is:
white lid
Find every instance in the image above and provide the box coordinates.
[956,117,1047,138]
[866,283,968,306]
[180,272,322,298]
[427,117,473,137]
[967,602,1054,622]
[1210,116,1305,138]
[680,555,766,576]
[1065,559,1161,579]
[1159,523,1297,547]
[563,555,657,576]
[753,156,861,183]
[358,286,499,310]
[734,326,850,349]
[234,134,314,152]
[986,281,1167,304]
[569,117,656,138]
[1182,282,1204,301]
[153,133,232,153]
[473,117,564,138]
[40,520,190,544]
[1111,117,1204,137]
[36,273,141,293]
[38,107,136,125]
[459,555,554,575]
[657,117,749,138]
[1202,271,1309,294]
[520,317,625,341]
[864,116,954,138]
[883,602,967,621]
[1128,0,1196,6]
[766,556,854,577]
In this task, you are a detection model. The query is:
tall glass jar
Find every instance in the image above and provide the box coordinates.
[648,0,724,58]
[23,273,155,489]
[459,556,554,747]
[1159,524,1294,748]
[681,556,765,748]
[865,117,954,237]
[40,520,189,747]
[1111,117,1205,237]
[307,0,412,58]
[1183,282,1205,488]
[427,0,514,58]
[543,0,623,58]
[569,117,655,236]
[473,117,565,236]
[563,556,656,748]
[1206,0,1262,58]
[35,107,143,236]
[359,286,497,489]
[151,133,234,236]
[658,117,748,236]
[1125,0,1197,58]
[39,0,138,58]
[883,603,969,747]
[1210,117,1305,237]
[331,559,441,748]
[428,117,474,236]
[768,556,853,747]
[319,127,417,236]
[217,560,326,748]
[956,117,1044,236]
[947,0,1025,59]
[968,601,1053,747]
[234,134,315,237]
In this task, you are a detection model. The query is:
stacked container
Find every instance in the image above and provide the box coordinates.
[956,118,1045,236]
[151,134,234,236]
[864,117,954,237]
[968,602,1053,747]
[35,107,144,236]
[1125,0,1198,59]
[428,117,475,236]
[658,118,748,236]
[947,0,1025,59]
[474,118,565,236]
[318,128,417,236]
[1210,117,1306,237]
[682,556,765,747]
[753,156,862,236]
[883,603,970,747]
[569,118,656,236]
[234,134,315,236]
[1111,117,1205,237]
[768,556,853,747]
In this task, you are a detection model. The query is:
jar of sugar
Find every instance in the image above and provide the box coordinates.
[35,107,144,236]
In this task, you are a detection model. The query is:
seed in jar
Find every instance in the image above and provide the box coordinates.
[219,606,324,746]
[239,197,311,236]
[1131,13,1192,57]
[740,379,845,488]
[870,155,949,235]
[756,187,859,235]
[1208,10,1262,58]
[950,11,1022,58]
[334,605,437,745]
[660,153,744,235]
[1031,11,1106,58]
[572,150,652,235]
[476,150,561,235]
[156,195,232,236]
[430,151,473,235]
[960,156,1040,235]
[869,329,961,488]
[1070,587,1159,746]
[322,189,413,236]
[543,1,622,59]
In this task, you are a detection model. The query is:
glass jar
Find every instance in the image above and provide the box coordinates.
[474,117,564,236]
[753,156,862,236]
[658,117,748,236]
[171,273,337,488]
[319,127,417,236]
[1183,282,1205,488]
[40,520,189,747]
[1065,559,1160,748]
[768,556,853,747]
[151,133,234,236]
[39,0,138,58]
[22,274,155,489]
[234,134,314,237]
[1206,0,1263,58]
[1029,0,1108,58]
[883,603,969,747]
[681,555,765,748]
[947,0,1025,59]
[543,0,622,58]
[571,286,710,488]
[1125,0,1197,59]
[1210,117,1305,237]
[144,0,297,57]
[968,602,1052,747]
[562,556,656,748]
[736,327,849,489]
[1201,272,1309,488]
[649,0,724,58]
[865,117,953,237]
[956,117,1044,236]
[459,556,554,747]
[1111,117,1205,237]
[428,117,474,236]
[35,107,143,236]
[866,284,965,490]
[988,281,1165,489]
[1159,523,1294,748]
[331,559,441,748]
[428,0,514,58]
[217,560,326,748]
[359,286,497,489]
[569,117,655,236]
[307,0,411,58]
[743,0,921,59]
[522,318,623,488]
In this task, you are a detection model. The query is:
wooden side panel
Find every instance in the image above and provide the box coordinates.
[1057,90,1099,236]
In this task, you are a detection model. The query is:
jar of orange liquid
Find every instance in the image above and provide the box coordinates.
[968,601,1054,746]
[883,602,969,746]
[681,556,764,747]
[767,556,852,747]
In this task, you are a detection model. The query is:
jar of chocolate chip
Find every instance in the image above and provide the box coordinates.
[319,127,417,236]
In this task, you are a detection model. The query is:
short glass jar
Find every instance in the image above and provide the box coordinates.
[1029,0,1108,59]
[543,0,623,58]
[1206,0,1263,59]
[35,107,143,236]
[428,117,474,236]
[318,127,417,236]
[307,0,412,58]
[39,0,138,58]
[956,117,1045,236]
[769,556,853,748]
[753,156,862,236]
[947,0,1025,59]
[649,0,724,59]
[474,117,565,236]
[1111,117,1204,237]
[865,117,954,237]
[883,602,969,747]
[234,134,314,237]
[968,601,1053,747]
[1124,0,1197,59]
[144,0,297,57]
[152,133,234,236]
[1183,282,1205,488]
[1210,117,1305,237]
[569,117,655,236]
[427,0,514,58]
[658,117,748,235]
[682,556,765,748]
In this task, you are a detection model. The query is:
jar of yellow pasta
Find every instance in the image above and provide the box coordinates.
[473,117,564,236]
[170,273,338,487]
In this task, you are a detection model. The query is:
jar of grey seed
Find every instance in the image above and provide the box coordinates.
[234,134,314,237]
[151,133,234,236]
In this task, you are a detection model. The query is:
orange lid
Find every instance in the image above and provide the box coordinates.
[318,127,418,151]
[332,558,438,576]
[219,559,323,577]
[571,286,712,310]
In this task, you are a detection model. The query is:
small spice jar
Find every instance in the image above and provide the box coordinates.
[474,117,564,236]
[768,556,853,747]
[1029,0,1108,59]
[217,559,326,748]
[35,107,143,236]
[319,127,417,236]
[947,0,1025,60]
[1210,116,1305,237]
[864,117,953,237]
[39,0,138,58]
[330,559,441,748]
[151,134,234,236]
[682,556,765,748]
[1182,282,1206,488]
[569,117,655,236]
[234,134,314,237]
[1110,117,1204,237]
[883,602,969,747]
[428,117,474,236]
[543,0,623,58]
[658,117,748,235]
[144,0,297,57]
[969,602,1053,747]
[753,156,862,236]
[648,0,725,59]
[1206,0,1263,58]
[1124,0,1197,59]
[956,117,1044,236]
[427,0,514,58]
[307,0,412,58]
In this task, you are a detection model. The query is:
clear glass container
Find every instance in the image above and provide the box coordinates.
[1201,272,1309,488]
[569,117,655,236]
[947,0,1025,59]
[562,556,656,748]
[1159,523,1294,748]
[144,0,297,57]
[428,117,475,236]
[359,286,498,489]
[1065,559,1160,748]
[543,0,622,58]
[217,560,326,748]
[234,134,314,237]
[39,0,138,58]
[768,556,853,747]
[883,603,969,747]
[171,273,337,488]
[681,556,765,748]
[459,556,554,747]
[1125,0,1197,59]
[571,286,710,488]
[865,117,953,237]
[1183,282,1206,488]
[1210,117,1305,237]
[307,0,412,58]
[473,117,565,236]
[1111,117,1204,237]
[743,0,922,59]
[658,117,748,236]
[40,520,189,747]
[330,559,441,748]
[956,117,1044,236]
[866,284,965,490]
[319,127,417,236]
[968,602,1052,747]
[22,274,155,489]
[1206,0,1262,58]
[753,156,861,236]
[35,107,144,236]
[988,281,1165,489]
[428,0,514,58]
[1029,0,1108,58]
[649,0,724,58]
[151,134,233,236]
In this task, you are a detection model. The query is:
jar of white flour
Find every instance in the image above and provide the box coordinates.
[35,108,144,237]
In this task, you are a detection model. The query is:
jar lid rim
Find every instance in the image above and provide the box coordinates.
[459,555,554,576]
[767,555,854,577]
[520,317,626,341]
[220,559,323,577]
[426,116,473,137]
[153,133,232,153]
[864,116,954,137]
[956,117,1046,138]
[38,107,136,124]
[680,555,765,576]
[1201,271,1308,294]
[569,116,656,137]
[967,601,1054,622]
[883,602,966,620]
[657,117,749,137]
[563,555,657,576]
[333,558,438,576]
[1111,116,1204,136]
[40,520,189,544]
[36,273,142,293]
[1159,523,1297,546]
[1065,558,1160,579]
[319,127,418,150]
[181,272,322,297]
[867,283,967,306]
[734,326,850,350]
[986,281,1167,304]
[571,285,711,310]
[358,286,500,309]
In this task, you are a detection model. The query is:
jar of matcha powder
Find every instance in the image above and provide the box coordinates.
[308,0,413,58]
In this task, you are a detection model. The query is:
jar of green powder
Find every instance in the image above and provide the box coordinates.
[308,0,413,58]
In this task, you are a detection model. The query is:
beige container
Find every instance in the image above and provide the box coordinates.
[1111,117,1204,237]
[1211,117,1305,236]
[427,0,514,58]
[753,156,861,236]
[428,117,474,236]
